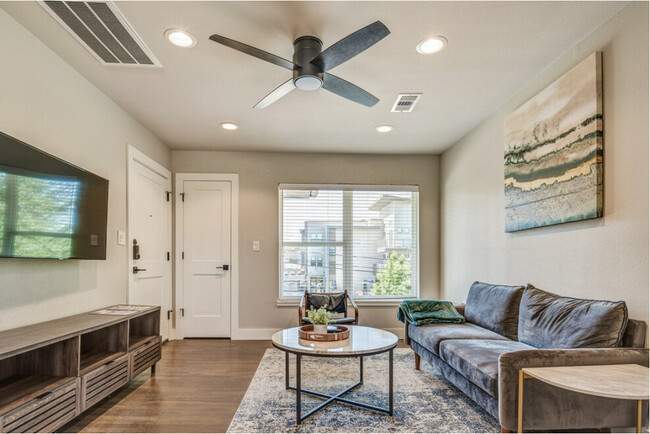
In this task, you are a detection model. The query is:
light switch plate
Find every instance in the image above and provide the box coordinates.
[117,230,126,245]
[253,240,260,251]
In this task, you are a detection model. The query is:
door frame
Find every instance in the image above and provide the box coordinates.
[174,173,239,340]
[126,145,172,337]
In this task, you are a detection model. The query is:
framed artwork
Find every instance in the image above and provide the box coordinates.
[504,52,603,232]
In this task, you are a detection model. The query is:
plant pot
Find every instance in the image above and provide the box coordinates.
[313,324,328,334]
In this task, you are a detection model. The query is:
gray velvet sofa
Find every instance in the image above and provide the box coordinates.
[404,282,649,432]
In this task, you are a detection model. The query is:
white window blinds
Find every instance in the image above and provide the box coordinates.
[279,185,419,299]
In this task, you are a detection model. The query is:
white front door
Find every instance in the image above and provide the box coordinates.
[127,146,172,341]
[182,180,232,337]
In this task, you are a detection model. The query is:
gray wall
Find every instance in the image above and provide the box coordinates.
[0,9,171,331]
[440,3,649,326]
[172,151,439,332]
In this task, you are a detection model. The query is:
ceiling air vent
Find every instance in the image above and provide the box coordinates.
[40,1,161,67]
[391,93,422,113]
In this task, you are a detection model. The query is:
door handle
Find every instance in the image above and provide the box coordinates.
[133,266,147,274]
[216,265,230,271]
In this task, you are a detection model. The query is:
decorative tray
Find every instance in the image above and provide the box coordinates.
[299,325,350,341]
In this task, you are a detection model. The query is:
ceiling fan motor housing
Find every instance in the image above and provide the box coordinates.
[293,36,323,90]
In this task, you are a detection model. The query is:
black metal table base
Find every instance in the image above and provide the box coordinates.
[283,349,394,424]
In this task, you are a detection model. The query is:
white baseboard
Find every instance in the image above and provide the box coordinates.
[231,328,278,340]
[231,327,404,340]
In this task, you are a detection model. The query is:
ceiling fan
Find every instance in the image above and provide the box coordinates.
[209,21,390,109]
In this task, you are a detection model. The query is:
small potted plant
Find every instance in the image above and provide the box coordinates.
[307,307,333,334]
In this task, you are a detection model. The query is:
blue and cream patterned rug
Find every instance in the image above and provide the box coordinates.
[227,348,499,433]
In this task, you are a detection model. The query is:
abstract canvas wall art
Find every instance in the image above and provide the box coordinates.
[504,52,603,232]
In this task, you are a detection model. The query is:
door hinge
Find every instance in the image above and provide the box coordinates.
[167,310,173,320]
[182,251,185,260]
[180,192,185,202]
[167,251,170,261]
[180,308,185,317]
[166,191,171,202]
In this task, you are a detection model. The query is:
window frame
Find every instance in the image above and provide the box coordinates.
[278,183,420,302]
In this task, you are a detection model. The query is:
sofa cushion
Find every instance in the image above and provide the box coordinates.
[518,286,628,349]
[438,339,534,397]
[464,282,525,340]
[408,322,509,356]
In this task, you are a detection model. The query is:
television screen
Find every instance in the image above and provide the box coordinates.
[0,132,109,259]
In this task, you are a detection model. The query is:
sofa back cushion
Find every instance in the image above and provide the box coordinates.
[518,286,628,348]
[464,282,525,340]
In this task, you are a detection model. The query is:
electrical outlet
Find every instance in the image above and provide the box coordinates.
[253,240,260,251]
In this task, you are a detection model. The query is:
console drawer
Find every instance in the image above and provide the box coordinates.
[1,378,78,433]
[80,353,129,411]
[130,336,161,378]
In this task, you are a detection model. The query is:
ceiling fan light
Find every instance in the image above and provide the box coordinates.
[416,36,447,54]
[294,75,323,91]
[164,29,197,48]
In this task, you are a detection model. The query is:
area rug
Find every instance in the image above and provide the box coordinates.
[227,348,499,433]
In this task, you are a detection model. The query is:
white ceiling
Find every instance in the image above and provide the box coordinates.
[2,1,626,154]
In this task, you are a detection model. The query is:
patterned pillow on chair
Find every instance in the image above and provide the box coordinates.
[307,293,346,314]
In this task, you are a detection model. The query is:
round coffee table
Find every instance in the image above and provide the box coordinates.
[271,325,398,424]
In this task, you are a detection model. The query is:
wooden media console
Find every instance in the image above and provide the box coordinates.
[0,305,161,433]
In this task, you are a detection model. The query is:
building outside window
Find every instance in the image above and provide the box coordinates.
[279,184,419,300]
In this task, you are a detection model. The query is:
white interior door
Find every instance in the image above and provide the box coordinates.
[127,146,172,341]
[182,180,232,337]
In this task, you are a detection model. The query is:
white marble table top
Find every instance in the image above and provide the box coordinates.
[523,364,649,400]
[271,326,398,356]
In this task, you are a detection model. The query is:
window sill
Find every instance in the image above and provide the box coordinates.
[276,298,414,308]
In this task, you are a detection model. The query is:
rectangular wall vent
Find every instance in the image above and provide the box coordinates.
[391,93,422,112]
[40,1,161,67]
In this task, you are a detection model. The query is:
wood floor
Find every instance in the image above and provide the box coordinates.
[62,339,273,433]
[62,338,408,432]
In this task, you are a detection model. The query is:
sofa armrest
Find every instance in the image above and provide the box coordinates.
[498,347,649,430]
[404,302,467,345]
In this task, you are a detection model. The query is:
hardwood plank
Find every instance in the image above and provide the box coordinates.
[62,338,408,432]
[61,339,272,433]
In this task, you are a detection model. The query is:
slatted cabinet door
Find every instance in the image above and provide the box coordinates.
[130,337,162,378]
[0,379,78,433]
[80,354,130,411]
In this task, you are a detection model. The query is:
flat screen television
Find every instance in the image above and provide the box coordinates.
[0,131,109,260]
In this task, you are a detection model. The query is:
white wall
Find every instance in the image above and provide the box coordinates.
[0,9,171,331]
[172,151,439,335]
[440,3,649,326]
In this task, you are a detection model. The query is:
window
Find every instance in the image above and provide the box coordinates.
[279,184,419,299]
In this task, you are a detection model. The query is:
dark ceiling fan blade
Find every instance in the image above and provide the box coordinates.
[310,21,390,72]
[209,34,296,70]
[321,73,379,107]
[253,79,296,109]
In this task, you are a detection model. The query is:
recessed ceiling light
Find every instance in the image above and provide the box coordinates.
[376,125,394,133]
[164,29,197,48]
[221,122,239,130]
[416,36,447,54]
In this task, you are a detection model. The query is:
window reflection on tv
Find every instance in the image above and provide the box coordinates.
[0,132,108,260]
